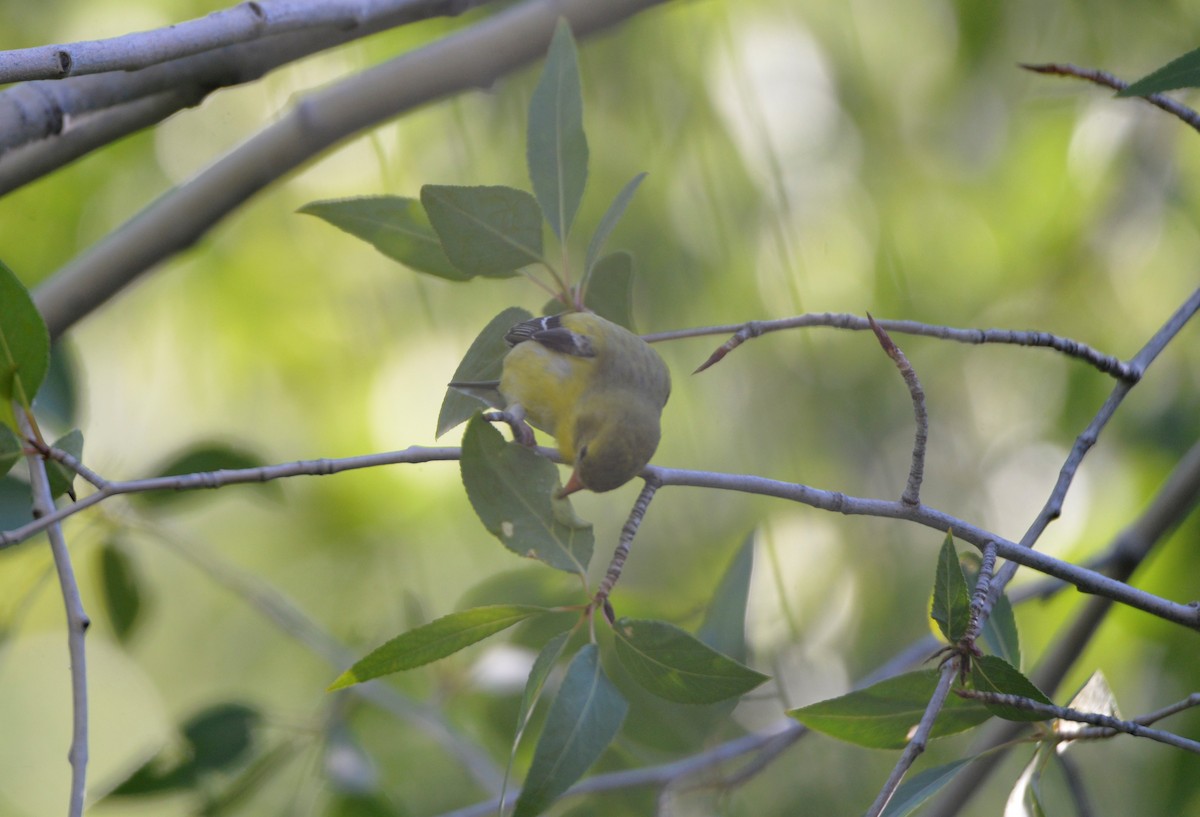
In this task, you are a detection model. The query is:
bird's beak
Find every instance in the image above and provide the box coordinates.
[556,469,586,498]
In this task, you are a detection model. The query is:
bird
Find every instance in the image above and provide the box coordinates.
[490,311,671,496]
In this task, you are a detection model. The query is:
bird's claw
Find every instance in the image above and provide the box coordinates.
[483,410,536,447]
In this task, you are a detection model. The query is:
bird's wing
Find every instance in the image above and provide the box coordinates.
[505,315,596,358]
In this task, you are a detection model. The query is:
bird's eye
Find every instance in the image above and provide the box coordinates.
[578,444,589,460]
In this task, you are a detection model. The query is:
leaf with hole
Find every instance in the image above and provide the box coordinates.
[460,416,593,576]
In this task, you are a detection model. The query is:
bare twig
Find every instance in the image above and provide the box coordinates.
[665,313,1138,381]
[18,411,90,817]
[955,689,1200,754]
[965,540,997,643]
[866,313,927,506]
[1134,693,1200,727]
[1020,63,1200,134]
[30,0,671,340]
[592,478,660,623]
[865,661,960,817]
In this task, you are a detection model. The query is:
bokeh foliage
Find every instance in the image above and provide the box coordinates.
[0,0,1198,815]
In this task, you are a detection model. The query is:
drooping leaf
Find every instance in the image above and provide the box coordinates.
[1005,744,1054,817]
[100,541,145,643]
[0,424,20,478]
[133,442,277,506]
[613,618,767,705]
[329,605,548,690]
[1119,48,1200,97]
[981,590,1020,669]
[421,185,544,277]
[527,18,588,242]
[0,259,50,430]
[582,252,634,331]
[970,655,1054,722]
[788,670,992,749]
[299,196,466,280]
[1057,670,1120,748]
[513,644,627,817]
[460,416,593,576]
[930,531,971,643]
[584,173,645,279]
[438,306,532,437]
[879,757,978,817]
[45,428,83,499]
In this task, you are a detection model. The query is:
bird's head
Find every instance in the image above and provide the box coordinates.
[558,397,662,496]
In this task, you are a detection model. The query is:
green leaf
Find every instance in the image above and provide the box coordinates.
[582,252,634,331]
[931,531,971,643]
[438,306,532,437]
[329,605,548,690]
[696,531,755,662]
[185,703,261,773]
[527,19,588,242]
[134,442,277,506]
[613,618,768,704]
[513,644,627,817]
[879,757,977,817]
[788,670,992,749]
[1118,48,1200,97]
[0,259,50,430]
[460,416,593,576]
[584,173,645,278]
[100,541,144,643]
[970,655,1054,722]
[981,590,1020,669]
[299,196,466,280]
[1005,745,1054,817]
[421,185,544,277]
[46,428,83,499]
[0,424,20,478]
[516,632,572,739]
[0,475,31,531]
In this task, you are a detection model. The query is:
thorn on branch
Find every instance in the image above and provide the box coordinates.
[693,321,764,374]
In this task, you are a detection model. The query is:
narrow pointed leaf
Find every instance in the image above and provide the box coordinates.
[931,532,971,643]
[460,416,593,576]
[527,19,588,242]
[584,173,645,278]
[788,670,992,749]
[100,541,144,643]
[970,655,1054,722]
[696,531,755,661]
[582,252,634,331]
[0,260,50,430]
[438,306,531,437]
[981,590,1020,669]
[0,424,20,478]
[329,605,548,690]
[45,428,82,499]
[613,618,767,704]
[879,757,977,817]
[421,185,544,277]
[299,196,466,280]
[513,644,627,817]
[516,631,572,738]
[1119,48,1200,97]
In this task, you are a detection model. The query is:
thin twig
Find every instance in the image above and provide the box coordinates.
[18,411,89,817]
[1134,693,1200,727]
[1020,63,1200,135]
[592,478,660,622]
[866,313,927,506]
[955,689,1200,754]
[660,313,1138,381]
[965,540,997,644]
[865,660,960,817]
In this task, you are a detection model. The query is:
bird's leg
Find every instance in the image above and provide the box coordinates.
[483,404,536,447]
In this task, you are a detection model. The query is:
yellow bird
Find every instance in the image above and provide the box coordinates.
[498,312,670,495]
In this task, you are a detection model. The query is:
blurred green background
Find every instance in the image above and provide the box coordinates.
[1,0,1199,814]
